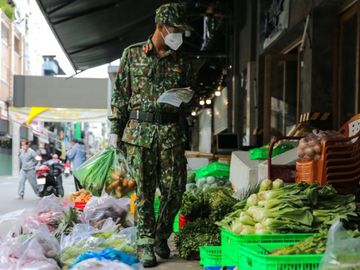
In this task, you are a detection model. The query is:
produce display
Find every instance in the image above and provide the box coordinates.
[186,175,232,193]
[218,179,358,235]
[0,194,139,270]
[69,189,92,203]
[177,184,239,259]
[1,146,359,270]
[181,186,238,222]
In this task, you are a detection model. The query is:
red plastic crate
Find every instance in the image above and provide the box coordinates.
[74,201,86,210]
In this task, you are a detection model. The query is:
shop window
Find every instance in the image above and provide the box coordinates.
[14,36,20,54]
[1,23,9,46]
[263,50,299,143]
[337,2,360,125]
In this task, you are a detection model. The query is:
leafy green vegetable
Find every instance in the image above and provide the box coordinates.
[205,187,238,222]
[54,208,79,240]
[187,171,196,183]
[270,232,327,255]
[181,189,210,219]
[272,179,284,189]
[259,179,273,192]
[174,219,220,260]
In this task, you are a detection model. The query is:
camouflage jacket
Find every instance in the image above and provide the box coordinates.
[109,37,191,149]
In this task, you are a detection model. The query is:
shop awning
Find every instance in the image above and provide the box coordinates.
[36,0,165,71]
[9,107,108,123]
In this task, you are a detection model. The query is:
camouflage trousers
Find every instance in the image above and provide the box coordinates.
[125,137,187,246]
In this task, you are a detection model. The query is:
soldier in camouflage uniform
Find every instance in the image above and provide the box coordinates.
[108,3,192,267]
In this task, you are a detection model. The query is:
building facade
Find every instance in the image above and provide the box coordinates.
[227,0,360,145]
[0,4,25,175]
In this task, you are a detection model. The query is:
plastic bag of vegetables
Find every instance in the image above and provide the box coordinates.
[104,150,136,198]
[319,221,360,270]
[60,224,136,269]
[73,148,117,196]
[82,194,133,229]
[70,248,140,269]
[0,227,61,270]
[74,148,135,197]
[71,258,137,270]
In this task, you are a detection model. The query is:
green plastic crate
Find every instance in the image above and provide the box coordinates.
[200,246,234,267]
[221,228,314,267]
[249,144,294,160]
[200,246,222,267]
[195,162,230,179]
[238,242,323,270]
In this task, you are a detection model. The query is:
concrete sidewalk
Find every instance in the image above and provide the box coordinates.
[0,175,203,269]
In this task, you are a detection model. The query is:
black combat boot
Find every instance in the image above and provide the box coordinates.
[138,245,157,267]
[154,239,171,259]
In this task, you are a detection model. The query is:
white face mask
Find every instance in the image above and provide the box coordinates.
[162,26,183,51]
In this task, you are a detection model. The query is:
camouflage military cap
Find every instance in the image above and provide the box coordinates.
[155,3,192,31]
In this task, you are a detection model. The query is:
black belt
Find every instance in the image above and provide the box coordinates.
[129,110,179,124]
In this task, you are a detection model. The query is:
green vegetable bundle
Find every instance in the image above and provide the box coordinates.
[313,185,357,226]
[218,179,358,235]
[271,232,328,255]
[174,218,220,260]
[181,186,238,222]
[271,228,360,256]
[181,189,210,219]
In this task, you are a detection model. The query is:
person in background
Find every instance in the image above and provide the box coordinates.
[41,143,52,161]
[66,138,86,190]
[16,140,39,199]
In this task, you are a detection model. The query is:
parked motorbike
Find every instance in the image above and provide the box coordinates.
[35,156,64,197]
[63,161,72,177]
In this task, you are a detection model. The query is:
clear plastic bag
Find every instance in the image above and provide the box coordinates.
[73,148,117,196]
[70,248,139,269]
[319,221,360,270]
[104,151,136,198]
[82,194,132,229]
[71,258,136,270]
[36,194,69,212]
[0,209,29,238]
[60,223,97,250]
[72,148,112,195]
[24,194,71,233]
[60,224,137,269]
[0,227,61,270]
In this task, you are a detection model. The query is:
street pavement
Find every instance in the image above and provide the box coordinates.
[0,175,202,270]
[0,175,76,215]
